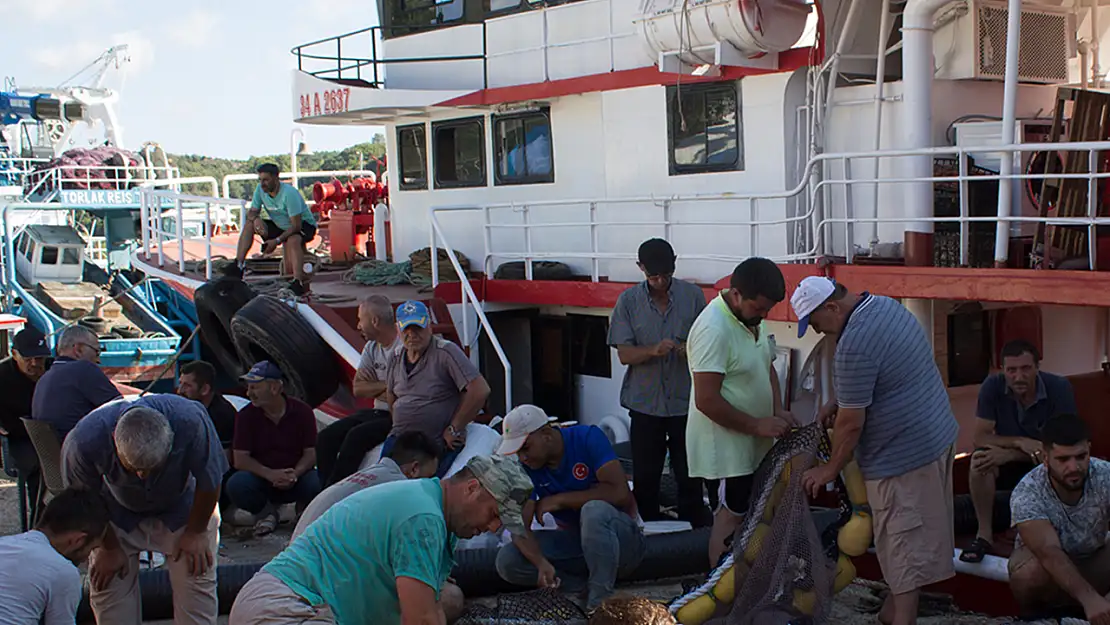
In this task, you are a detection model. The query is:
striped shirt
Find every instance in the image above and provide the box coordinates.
[835,294,958,480]
[608,279,707,417]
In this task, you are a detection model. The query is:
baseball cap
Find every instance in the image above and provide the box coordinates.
[396,300,430,330]
[638,238,676,276]
[12,326,50,358]
[240,360,283,383]
[791,276,837,338]
[497,404,558,456]
[466,454,534,536]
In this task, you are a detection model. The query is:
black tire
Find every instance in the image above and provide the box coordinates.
[195,277,256,379]
[78,316,111,334]
[230,295,339,407]
[77,562,264,622]
[953,490,1013,536]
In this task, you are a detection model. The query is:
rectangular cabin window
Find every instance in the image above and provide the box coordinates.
[397,125,428,190]
[433,117,486,189]
[17,233,28,257]
[24,240,35,261]
[392,0,463,31]
[62,247,80,265]
[666,82,743,175]
[494,109,554,185]
[40,246,59,265]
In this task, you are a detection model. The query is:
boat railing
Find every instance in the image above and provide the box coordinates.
[22,163,181,198]
[431,140,1110,282]
[138,189,248,281]
[221,170,381,204]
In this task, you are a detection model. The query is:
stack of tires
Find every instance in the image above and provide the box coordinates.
[193,278,338,407]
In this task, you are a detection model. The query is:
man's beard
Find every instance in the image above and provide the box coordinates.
[727,304,762,327]
[1050,467,1088,493]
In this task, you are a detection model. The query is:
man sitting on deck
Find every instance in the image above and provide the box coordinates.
[494,404,645,611]
[226,163,318,296]
[229,454,532,625]
[961,340,1077,563]
[316,293,402,486]
[61,394,228,625]
[384,300,491,477]
[1008,413,1110,623]
[226,361,322,537]
[32,324,121,440]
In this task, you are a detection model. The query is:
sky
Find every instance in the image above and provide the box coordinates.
[0,0,384,159]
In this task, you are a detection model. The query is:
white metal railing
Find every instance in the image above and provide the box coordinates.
[22,163,181,198]
[221,170,380,202]
[430,140,1110,281]
[138,189,247,280]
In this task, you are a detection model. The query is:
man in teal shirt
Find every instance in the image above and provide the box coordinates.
[229,163,318,296]
[229,454,533,625]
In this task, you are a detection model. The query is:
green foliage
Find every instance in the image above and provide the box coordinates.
[169,139,387,200]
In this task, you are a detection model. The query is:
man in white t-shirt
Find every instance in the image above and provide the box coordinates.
[0,488,110,625]
[316,293,403,486]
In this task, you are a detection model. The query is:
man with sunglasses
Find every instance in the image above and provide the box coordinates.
[32,324,121,441]
[607,238,711,527]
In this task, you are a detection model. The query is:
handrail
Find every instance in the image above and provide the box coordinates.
[429,209,513,413]
[221,170,380,200]
[139,189,247,280]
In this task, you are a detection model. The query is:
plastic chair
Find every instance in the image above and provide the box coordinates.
[0,434,29,532]
[20,418,65,526]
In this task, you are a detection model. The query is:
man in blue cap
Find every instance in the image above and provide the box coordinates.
[383,300,490,477]
[226,361,322,537]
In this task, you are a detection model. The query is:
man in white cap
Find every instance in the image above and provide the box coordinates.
[791,276,958,625]
[494,404,644,611]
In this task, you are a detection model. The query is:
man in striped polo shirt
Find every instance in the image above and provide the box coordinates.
[792,277,958,625]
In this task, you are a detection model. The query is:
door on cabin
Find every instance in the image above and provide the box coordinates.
[531,315,575,422]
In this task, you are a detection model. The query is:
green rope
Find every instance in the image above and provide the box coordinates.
[343,260,433,287]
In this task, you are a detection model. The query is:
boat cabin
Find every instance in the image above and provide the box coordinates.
[14,224,85,286]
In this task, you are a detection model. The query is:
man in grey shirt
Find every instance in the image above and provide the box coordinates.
[607,238,710,527]
[1009,413,1110,623]
[384,300,491,477]
[61,394,228,625]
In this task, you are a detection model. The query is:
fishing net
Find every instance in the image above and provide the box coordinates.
[670,422,853,625]
[456,588,589,625]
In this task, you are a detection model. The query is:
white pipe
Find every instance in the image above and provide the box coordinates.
[1092,0,1102,89]
[870,0,893,250]
[902,0,956,238]
[993,0,1022,267]
[822,0,865,141]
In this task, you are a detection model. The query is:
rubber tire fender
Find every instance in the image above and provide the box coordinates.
[230,295,339,407]
[953,490,1013,536]
[77,562,264,622]
[194,277,257,379]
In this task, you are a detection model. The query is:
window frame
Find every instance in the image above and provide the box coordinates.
[61,246,81,265]
[665,81,743,176]
[40,245,59,265]
[432,116,487,189]
[396,124,429,191]
[492,108,555,186]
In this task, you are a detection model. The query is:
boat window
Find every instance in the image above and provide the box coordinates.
[392,0,464,31]
[62,247,80,265]
[493,109,554,185]
[433,117,486,188]
[17,233,28,257]
[397,124,429,190]
[40,246,59,265]
[666,82,743,175]
[24,239,35,261]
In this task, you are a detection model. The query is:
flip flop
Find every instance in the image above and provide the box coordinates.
[959,537,992,563]
[253,513,278,537]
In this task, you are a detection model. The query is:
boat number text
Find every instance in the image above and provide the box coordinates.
[300,88,351,118]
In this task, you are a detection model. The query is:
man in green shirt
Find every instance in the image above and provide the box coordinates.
[228,163,318,296]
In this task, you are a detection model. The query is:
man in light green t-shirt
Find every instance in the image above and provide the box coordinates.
[228,163,318,296]
[229,454,532,625]
[685,257,797,567]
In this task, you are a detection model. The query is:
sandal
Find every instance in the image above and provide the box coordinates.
[959,537,992,563]
[253,513,278,537]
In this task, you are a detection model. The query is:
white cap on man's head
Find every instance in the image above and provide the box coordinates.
[497,404,557,455]
[790,276,836,339]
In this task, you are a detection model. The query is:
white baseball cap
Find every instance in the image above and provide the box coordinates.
[497,404,557,455]
[791,276,837,338]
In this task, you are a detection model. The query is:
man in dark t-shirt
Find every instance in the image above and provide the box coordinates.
[961,340,1077,563]
[31,325,120,440]
[177,360,236,453]
[226,361,321,536]
[0,327,52,523]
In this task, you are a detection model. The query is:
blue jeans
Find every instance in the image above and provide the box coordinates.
[380,434,460,478]
[495,500,646,609]
[225,469,322,515]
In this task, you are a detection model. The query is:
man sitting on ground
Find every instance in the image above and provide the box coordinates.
[227,361,322,536]
[227,163,318,296]
[1009,413,1110,623]
[292,430,440,539]
[61,394,228,625]
[230,454,533,625]
[177,360,237,459]
[495,404,645,611]
[32,324,121,440]
[384,300,490,477]
[316,293,402,486]
[962,340,1077,563]
[0,488,110,625]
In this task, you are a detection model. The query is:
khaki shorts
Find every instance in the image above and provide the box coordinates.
[229,571,336,625]
[865,445,956,595]
[1009,544,1110,607]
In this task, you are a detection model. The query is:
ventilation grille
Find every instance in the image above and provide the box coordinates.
[976,4,1072,83]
